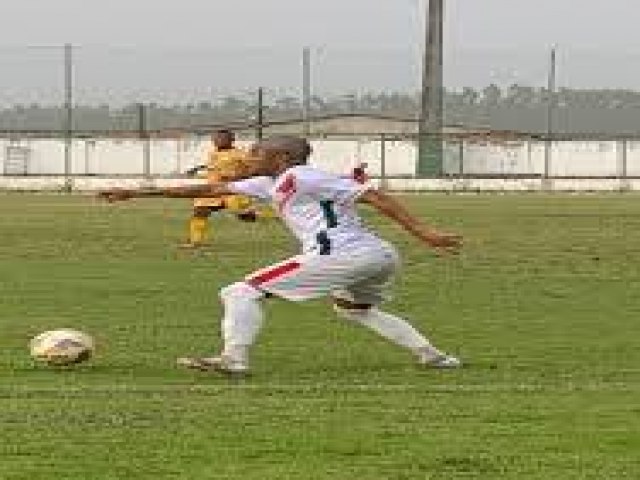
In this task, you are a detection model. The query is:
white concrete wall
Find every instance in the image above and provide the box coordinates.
[2,176,640,192]
[626,141,640,176]
[2,137,640,178]
[454,141,627,177]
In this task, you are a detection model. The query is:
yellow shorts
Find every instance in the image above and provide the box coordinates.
[193,194,252,211]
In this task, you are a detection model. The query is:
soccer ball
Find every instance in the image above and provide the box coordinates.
[29,329,94,366]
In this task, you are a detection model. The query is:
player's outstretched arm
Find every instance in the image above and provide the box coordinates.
[359,189,462,253]
[98,183,234,203]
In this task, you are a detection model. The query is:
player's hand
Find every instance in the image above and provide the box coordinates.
[97,189,135,203]
[185,164,207,177]
[424,231,463,255]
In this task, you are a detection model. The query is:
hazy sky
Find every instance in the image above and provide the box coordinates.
[1,0,639,104]
[1,0,638,49]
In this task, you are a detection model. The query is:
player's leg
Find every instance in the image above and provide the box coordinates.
[333,300,460,368]
[254,204,277,219]
[248,245,459,367]
[223,195,257,222]
[178,281,266,374]
[184,204,223,248]
[332,246,461,368]
[245,197,277,220]
[177,253,353,374]
[176,246,459,374]
[188,206,210,245]
[223,195,276,222]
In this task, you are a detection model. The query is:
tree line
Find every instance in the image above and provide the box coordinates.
[2,85,640,135]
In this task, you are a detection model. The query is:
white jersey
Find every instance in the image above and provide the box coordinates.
[229,165,382,254]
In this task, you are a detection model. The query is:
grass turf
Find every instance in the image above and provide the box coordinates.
[0,193,639,479]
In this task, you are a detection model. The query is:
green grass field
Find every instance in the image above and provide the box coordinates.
[1,193,639,479]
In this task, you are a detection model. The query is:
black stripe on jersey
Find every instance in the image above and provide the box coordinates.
[316,231,331,255]
[319,200,338,228]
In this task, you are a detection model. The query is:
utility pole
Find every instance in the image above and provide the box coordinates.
[417,0,444,177]
[544,46,557,179]
[63,43,73,191]
[302,47,312,136]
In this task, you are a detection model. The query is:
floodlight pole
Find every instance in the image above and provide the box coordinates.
[417,0,444,177]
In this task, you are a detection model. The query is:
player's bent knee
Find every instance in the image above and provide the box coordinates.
[193,207,211,218]
[333,302,372,323]
[220,282,264,303]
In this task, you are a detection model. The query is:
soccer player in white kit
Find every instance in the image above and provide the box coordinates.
[100,137,463,375]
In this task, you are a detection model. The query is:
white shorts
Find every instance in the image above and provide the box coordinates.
[245,241,400,305]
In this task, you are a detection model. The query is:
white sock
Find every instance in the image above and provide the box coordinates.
[335,306,443,360]
[219,282,265,364]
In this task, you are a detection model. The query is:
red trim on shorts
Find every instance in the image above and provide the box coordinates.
[247,261,302,287]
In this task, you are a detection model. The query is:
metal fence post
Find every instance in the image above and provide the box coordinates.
[543,137,551,179]
[63,43,73,192]
[622,139,628,179]
[458,139,464,177]
[256,87,264,140]
[138,103,151,180]
[380,133,387,191]
[620,139,630,191]
[83,140,90,175]
[176,137,182,175]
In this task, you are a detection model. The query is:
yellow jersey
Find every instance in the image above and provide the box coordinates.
[194,147,253,209]
[206,147,258,182]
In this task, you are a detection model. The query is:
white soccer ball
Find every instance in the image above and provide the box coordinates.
[29,329,94,366]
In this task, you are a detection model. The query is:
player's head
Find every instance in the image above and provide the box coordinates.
[251,136,312,175]
[212,129,235,150]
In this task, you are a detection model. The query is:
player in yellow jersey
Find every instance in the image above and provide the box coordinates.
[182,130,273,248]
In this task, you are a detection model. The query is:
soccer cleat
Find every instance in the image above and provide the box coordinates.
[236,211,258,222]
[419,353,462,369]
[176,355,249,375]
[256,207,276,219]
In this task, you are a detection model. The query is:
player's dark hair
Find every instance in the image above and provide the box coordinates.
[215,129,234,138]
